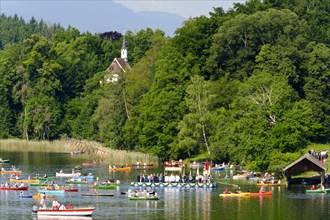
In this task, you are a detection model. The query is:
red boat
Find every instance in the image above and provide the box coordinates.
[164,160,182,167]
[82,161,97,166]
[64,188,79,192]
[249,191,272,196]
[0,186,28,191]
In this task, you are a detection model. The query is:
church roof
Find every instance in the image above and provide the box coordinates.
[114,58,130,72]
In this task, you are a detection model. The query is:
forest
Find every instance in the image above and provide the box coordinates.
[0,0,329,172]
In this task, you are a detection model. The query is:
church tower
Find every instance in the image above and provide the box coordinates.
[121,33,127,62]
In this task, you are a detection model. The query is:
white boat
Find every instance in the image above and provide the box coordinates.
[32,206,94,216]
[233,174,248,180]
[56,172,81,177]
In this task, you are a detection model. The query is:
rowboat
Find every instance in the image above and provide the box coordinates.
[0,169,22,174]
[32,206,95,216]
[19,193,33,198]
[36,216,92,220]
[66,180,88,184]
[56,172,81,177]
[63,188,79,192]
[256,182,285,187]
[33,194,57,199]
[33,176,55,181]
[31,183,49,186]
[38,189,65,195]
[82,161,97,166]
[232,174,248,180]
[1,186,28,190]
[90,185,116,190]
[9,178,37,183]
[219,193,250,197]
[211,166,225,171]
[72,175,94,180]
[306,189,326,193]
[249,191,273,196]
[81,193,114,197]
[109,167,132,171]
[128,196,159,200]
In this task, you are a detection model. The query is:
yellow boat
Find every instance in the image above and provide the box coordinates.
[109,167,132,171]
[219,193,250,197]
[256,183,285,187]
[33,193,57,199]
[9,178,38,183]
[0,170,22,174]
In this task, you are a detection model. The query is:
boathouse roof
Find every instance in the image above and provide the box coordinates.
[283,153,327,176]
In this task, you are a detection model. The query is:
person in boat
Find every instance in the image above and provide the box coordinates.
[259,187,265,194]
[223,188,231,194]
[60,170,63,174]
[44,174,48,178]
[52,199,60,210]
[0,182,4,188]
[40,194,46,209]
[5,182,9,188]
[19,182,24,187]
[311,185,316,190]
[14,182,19,188]
[236,187,242,194]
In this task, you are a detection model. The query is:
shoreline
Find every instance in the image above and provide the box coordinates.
[0,139,158,165]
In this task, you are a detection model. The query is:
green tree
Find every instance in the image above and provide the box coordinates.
[176,75,215,158]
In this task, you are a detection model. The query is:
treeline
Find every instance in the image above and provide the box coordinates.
[0,0,329,172]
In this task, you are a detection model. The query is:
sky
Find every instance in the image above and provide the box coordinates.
[113,0,242,18]
[0,0,246,35]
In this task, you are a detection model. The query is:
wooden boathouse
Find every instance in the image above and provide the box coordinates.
[283,153,327,186]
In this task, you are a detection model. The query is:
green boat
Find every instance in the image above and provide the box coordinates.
[128,196,159,200]
[66,181,89,184]
[90,185,117,190]
[30,183,48,186]
[306,189,326,193]
[32,177,55,181]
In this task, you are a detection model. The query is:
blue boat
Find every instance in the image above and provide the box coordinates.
[19,194,33,198]
[38,189,65,195]
[212,166,225,171]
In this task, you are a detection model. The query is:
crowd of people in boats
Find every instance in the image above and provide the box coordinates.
[136,172,213,184]
[222,186,265,194]
[0,181,25,188]
[308,149,328,163]
[128,188,157,198]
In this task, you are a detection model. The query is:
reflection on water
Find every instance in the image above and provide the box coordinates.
[2,150,330,219]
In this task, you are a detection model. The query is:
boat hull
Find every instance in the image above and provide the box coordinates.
[128,196,159,200]
[35,207,94,216]
[109,167,131,171]
[306,189,326,193]
[90,185,116,190]
[219,193,250,197]
[1,186,28,190]
[9,178,37,183]
[249,191,273,196]
[38,190,65,195]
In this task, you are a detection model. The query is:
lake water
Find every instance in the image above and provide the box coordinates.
[0,150,330,220]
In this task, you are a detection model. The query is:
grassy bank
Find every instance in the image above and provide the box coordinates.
[0,139,159,165]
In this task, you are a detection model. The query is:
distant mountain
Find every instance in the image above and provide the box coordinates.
[1,1,185,36]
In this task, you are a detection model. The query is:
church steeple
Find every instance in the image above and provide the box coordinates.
[121,33,127,62]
